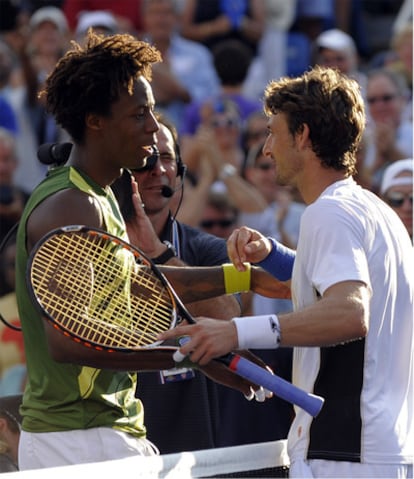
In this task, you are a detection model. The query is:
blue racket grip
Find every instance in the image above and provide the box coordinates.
[229,355,324,417]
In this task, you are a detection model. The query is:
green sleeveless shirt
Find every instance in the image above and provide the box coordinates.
[15,166,145,436]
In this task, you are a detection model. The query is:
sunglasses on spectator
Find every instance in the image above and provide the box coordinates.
[246,130,266,141]
[255,163,274,171]
[367,94,397,105]
[385,192,413,208]
[200,219,235,228]
[211,118,240,128]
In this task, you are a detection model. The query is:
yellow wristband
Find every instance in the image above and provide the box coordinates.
[222,262,251,294]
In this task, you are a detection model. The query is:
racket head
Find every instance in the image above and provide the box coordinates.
[27,225,179,352]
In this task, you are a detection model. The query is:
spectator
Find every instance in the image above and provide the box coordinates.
[74,10,120,41]
[387,23,412,121]
[291,0,335,42]
[243,0,297,101]
[314,28,367,96]
[0,227,25,398]
[364,68,413,193]
[180,38,262,139]
[0,395,22,473]
[380,158,413,241]
[28,6,69,80]
[141,0,220,131]
[0,127,29,246]
[199,190,239,240]
[241,110,268,154]
[0,38,45,193]
[182,98,267,216]
[180,0,265,55]
[63,0,143,35]
[26,7,71,169]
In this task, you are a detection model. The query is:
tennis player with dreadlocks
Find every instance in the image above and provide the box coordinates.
[14,31,272,470]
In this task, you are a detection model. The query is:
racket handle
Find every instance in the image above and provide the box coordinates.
[173,336,191,362]
[228,355,324,417]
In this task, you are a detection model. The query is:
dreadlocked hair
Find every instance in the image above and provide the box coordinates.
[42,30,161,143]
[264,66,366,177]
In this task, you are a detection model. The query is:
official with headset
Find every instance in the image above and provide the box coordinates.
[111,114,246,453]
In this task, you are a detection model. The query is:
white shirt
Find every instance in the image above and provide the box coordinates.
[288,178,413,464]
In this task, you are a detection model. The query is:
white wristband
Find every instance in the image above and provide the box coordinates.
[232,315,281,349]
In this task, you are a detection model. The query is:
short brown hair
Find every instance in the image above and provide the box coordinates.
[264,66,365,176]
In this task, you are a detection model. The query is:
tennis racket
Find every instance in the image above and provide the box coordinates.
[27,225,324,417]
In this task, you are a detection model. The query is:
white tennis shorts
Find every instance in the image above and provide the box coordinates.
[19,427,159,470]
[290,459,413,478]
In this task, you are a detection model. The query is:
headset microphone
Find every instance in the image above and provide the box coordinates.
[161,184,181,198]
[37,142,73,165]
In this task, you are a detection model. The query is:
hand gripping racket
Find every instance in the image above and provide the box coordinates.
[27,225,324,417]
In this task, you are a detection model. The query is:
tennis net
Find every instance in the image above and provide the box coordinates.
[10,439,289,478]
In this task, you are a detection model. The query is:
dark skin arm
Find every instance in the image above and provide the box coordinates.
[26,188,277,395]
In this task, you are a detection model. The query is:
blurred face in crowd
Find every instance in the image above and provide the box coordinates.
[367,73,406,127]
[244,149,276,204]
[383,173,413,238]
[210,109,242,151]
[0,134,16,185]
[143,0,177,42]
[199,201,238,239]
[317,47,355,76]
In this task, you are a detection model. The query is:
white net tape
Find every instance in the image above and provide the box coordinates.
[7,440,289,478]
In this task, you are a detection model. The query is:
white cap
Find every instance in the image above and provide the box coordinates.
[30,6,68,34]
[380,159,413,194]
[315,28,356,54]
[75,10,118,37]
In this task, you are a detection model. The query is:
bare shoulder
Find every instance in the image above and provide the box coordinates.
[26,188,104,251]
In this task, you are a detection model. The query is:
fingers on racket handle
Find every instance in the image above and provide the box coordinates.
[173,336,191,362]
[230,355,324,417]
[173,350,187,362]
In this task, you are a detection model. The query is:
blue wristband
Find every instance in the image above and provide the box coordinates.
[256,238,295,281]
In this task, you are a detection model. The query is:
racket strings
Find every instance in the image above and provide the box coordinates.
[30,231,177,349]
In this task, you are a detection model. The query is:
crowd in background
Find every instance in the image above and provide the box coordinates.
[0,0,412,470]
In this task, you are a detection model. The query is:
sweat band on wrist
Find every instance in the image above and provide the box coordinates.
[222,262,251,294]
[232,314,281,349]
[256,237,295,281]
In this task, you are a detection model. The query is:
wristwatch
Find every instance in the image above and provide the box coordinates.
[153,241,177,264]
[219,163,237,181]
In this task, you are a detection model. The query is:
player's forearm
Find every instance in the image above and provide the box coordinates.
[160,265,291,302]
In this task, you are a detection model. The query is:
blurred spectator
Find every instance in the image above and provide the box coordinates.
[0,128,29,246]
[0,228,25,398]
[0,34,45,193]
[180,0,265,56]
[74,10,120,41]
[198,190,239,240]
[387,23,412,121]
[0,395,22,472]
[364,68,413,193]
[380,158,413,241]
[241,110,268,156]
[26,6,71,164]
[0,97,18,135]
[62,0,143,35]
[28,6,69,77]
[314,28,367,96]
[141,0,220,131]
[243,0,297,100]
[182,98,267,216]
[180,38,262,138]
[291,0,335,42]
[392,0,412,37]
